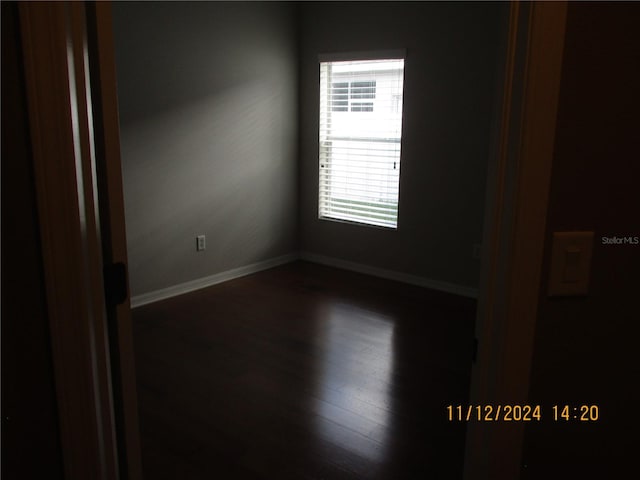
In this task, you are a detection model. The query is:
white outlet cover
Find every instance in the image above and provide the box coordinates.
[196,235,206,251]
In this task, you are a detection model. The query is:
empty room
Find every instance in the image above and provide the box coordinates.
[111,1,505,478]
[111,2,505,478]
[4,1,640,479]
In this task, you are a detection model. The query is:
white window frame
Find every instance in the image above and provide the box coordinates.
[318,51,406,230]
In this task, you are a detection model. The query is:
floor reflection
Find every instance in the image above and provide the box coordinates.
[312,300,395,464]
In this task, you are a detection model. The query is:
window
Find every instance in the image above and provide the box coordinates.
[319,57,405,229]
[330,80,377,112]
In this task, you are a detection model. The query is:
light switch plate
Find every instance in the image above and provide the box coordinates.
[548,231,594,296]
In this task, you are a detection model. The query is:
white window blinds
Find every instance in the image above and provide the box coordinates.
[319,58,405,229]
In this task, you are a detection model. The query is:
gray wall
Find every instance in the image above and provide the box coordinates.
[299,2,508,288]
[114,2,507,297]
[113,2,298,296]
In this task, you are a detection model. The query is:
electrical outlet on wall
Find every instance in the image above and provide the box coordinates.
[473,243,482,259]
[196,235,206,251]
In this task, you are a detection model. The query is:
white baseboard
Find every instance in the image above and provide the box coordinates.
[131,251,478,308]
[130,253,299,308]
[299,252,479,299]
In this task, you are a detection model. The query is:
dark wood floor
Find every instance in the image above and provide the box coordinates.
[132,261,477,479]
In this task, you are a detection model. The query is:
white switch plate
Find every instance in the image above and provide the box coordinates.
[548,231,594,296]
[196,235,206,251]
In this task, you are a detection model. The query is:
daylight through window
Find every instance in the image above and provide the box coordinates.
[319,58,405,228]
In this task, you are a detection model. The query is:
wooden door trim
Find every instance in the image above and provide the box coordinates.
[86,2,143,479]
[464,2,568,478]
[19,2,120,478]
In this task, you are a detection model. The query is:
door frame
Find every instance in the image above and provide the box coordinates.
[85,3,143,479]
[18,2,141,479]
[463,2,568,478]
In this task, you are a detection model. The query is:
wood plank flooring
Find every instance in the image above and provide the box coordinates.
[132,261,477,479]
